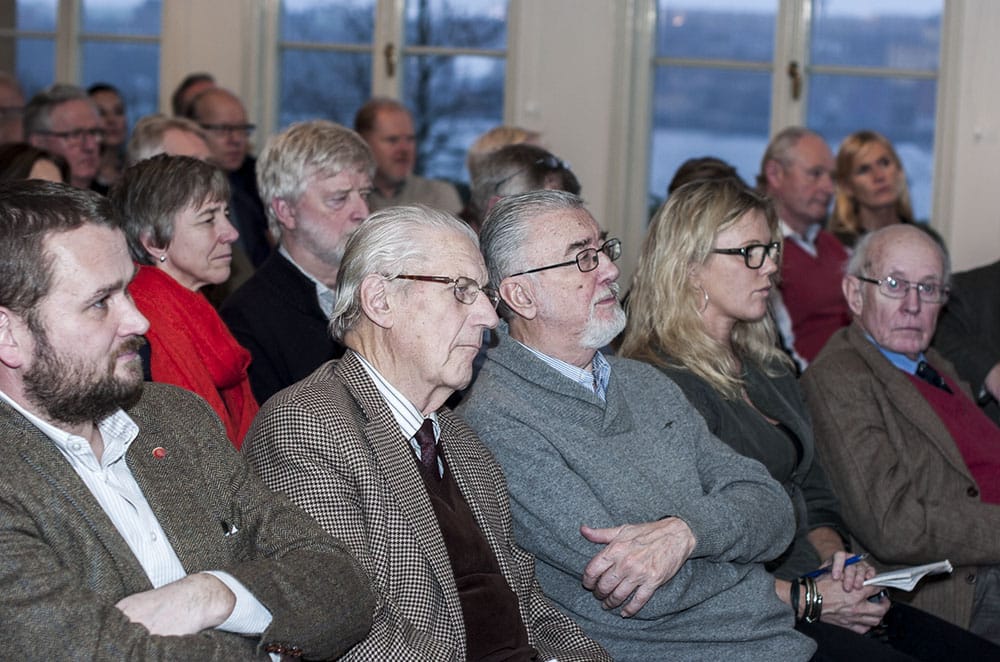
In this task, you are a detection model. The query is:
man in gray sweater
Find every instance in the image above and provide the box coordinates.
[458,190,816,661]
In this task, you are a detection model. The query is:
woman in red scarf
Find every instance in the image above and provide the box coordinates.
[109,154,258,448]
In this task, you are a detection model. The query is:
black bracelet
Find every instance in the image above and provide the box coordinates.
[790,578,801,620]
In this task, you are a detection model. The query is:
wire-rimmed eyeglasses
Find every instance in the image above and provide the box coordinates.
[392,274,500,308]
[711,241,781,269]
[493,155,569,194]
[507,238,622,278]
[199,123,256,138]
[855,274,949,304]
[35,127,104,146]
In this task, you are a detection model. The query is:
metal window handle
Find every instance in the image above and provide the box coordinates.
[787,60,802,100]
[384,42,396,78]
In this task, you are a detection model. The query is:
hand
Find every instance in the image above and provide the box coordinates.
[985,363,1000,402]
[115,572,236,636]
[580,517,696,617]
[814,572,889,634]
[824,550,875,592]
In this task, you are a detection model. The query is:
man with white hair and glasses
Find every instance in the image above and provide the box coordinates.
[459,189,814,661]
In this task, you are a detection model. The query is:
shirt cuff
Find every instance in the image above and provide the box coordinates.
[203,570,273,635]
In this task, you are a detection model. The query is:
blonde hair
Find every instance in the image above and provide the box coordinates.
[830,130,913,241]
[620,177,790,399]
[467,125,541,178]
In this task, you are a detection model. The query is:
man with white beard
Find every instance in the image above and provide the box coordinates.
[458,190,814,661]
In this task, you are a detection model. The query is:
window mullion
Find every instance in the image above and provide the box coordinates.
[372,0,404,98]
[770,0,808,133]
[56,0,78,83]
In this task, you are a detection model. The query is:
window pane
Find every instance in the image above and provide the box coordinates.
[808,74,936,220]
[279,50,372,128]
[81,0,161,36]
[81,41,159,129]
[2,37,55,96]
[811,0,941,70]
[649,67,771,212]
[655,1,775,61]
[405,0,507,49]
[281,0,374,44]
[403,54,504,182]
[7,0,57,31]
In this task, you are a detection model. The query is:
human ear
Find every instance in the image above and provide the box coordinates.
[0,308,29,369]
[499,278,536,320]
[360,274,393,329]
[843,275,863,317]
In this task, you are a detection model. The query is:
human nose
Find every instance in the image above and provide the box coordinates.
[818,172,835,195]
[350,193,370,222]
[901,284,922,313]
[760,251,779,276]
[218,215,239,244]
[121,295,150,337]
[472,290,499,330]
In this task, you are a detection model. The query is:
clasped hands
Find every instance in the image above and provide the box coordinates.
[580,517,696,617]
[810,551,889,634]
[115,572,236,635]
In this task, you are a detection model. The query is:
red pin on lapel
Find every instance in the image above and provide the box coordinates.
[152,447,167,459]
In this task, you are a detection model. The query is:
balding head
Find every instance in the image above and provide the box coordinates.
[185,88,250,172]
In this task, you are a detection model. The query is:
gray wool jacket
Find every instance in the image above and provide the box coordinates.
[458,327,816,662]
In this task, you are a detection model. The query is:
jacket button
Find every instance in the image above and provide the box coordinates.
[966,573,977,584]
[968,486,980,497]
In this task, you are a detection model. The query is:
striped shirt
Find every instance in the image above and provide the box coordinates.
[519,343,612,401]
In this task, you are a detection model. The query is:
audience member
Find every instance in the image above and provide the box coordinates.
[126,114,212,165]
[0,179,373,658]
[0,71,25,144]
[354,98,462,214]
[245,205,610,660]
[0,142,68,182]
[87,82,127,191]
[934,259,1000,425]
[186,87,270,267]
[221,120,373,404]
[466,124,541,181]
[469,143,580,231]
[109,154,258,448]
[666,155,743,194]
[830,130,915,248]
[759,126,851,364]
[24,83,103,191]
[171,71,215,116]
[621,178,999,660]
[802,225,1000,644]
[458,190,815,661]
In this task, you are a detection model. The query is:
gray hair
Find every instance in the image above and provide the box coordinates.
[256,120,375,240]
[480,189,587,317]
[756,126,821,191]
[126,114,208,166]
[846,224,951,285]
[330,205,478,341]
[23,84,95,138]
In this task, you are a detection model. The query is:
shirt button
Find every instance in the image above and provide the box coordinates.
[150,532,157,542]
[71,443,81,451]
[967,486,980,498]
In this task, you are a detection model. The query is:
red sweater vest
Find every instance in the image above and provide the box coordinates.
[779,230,852,361]
[908,371,1000,504]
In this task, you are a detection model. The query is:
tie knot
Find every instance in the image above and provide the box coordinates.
[917,360,952,393]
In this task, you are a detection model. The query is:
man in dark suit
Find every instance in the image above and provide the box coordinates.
[933,259,1000,425]
[803,225,1000,644]
[221,120,373,404]
[245,205,610,660]
[0,180,374,658]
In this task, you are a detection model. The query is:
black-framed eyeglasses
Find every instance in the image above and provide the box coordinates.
[392,274,500,309]
[855,274,949,304]
[711,241,781,269]
[199,123,256,137]
[493,155,569,193]
[507,238,622,278]
[35,127,104,145]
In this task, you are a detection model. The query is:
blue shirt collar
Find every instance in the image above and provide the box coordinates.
[863,332,927,376]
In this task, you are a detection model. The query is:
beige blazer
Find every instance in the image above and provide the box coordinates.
[245,350,610,662]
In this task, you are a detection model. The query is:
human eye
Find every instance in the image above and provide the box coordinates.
[855,164,871,176]
[918,281,939,296]
[883,275,903,292]
[359,188,373,201]
[877,157,892,168]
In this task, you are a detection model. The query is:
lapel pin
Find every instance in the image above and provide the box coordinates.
[152,447,167,459]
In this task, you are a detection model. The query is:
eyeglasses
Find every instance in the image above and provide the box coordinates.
[35,127,104,146]
[507,238,622,278]
[493,155,569,193]
[393,274,500,308]
[711,241,781,269]
[199,123,256,137]
[855,274,949,304]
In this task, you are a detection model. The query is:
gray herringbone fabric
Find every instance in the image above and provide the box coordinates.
[0,382,374,660]
[245,350,611,661]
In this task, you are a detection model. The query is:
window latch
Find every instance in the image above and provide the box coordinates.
[787,60,802,100]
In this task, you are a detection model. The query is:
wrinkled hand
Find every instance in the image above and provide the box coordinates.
[580,517,696,617]
[115,572,236,636]
[810,551,887,633]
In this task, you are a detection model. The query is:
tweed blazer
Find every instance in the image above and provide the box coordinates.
[221,251,345,404]
[0,382,373,660]
[244,350,610,662]
[802,321,1000,628]
[933,259,1000,424]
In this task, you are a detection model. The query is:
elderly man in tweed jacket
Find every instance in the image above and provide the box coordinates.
[0,180,374,659]
[246,205,610,661]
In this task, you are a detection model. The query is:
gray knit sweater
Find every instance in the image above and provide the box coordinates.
[458,327,816,661]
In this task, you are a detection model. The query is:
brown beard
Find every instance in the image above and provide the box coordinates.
[23,330,146,426]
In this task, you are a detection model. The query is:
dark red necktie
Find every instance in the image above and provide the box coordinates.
[415,418,440,477]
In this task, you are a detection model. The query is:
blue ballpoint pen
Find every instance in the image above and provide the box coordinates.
[801,553,868,579]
